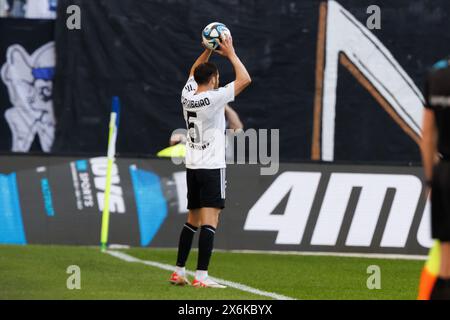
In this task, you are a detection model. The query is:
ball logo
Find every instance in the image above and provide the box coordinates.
[0,42,56,152]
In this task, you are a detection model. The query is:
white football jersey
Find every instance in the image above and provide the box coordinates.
[181,76,235,169]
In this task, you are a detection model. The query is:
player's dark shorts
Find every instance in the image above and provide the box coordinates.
[186,168,226,210]
[431,161,450,241]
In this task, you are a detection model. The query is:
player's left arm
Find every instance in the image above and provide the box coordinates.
[189,48,213,77]
[225,104,244,132]
[420,108,438,184]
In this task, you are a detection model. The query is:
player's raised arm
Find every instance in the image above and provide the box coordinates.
[216,36,251,96]
[189,48,213,77]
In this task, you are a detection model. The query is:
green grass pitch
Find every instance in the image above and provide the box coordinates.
[0,245,424,300]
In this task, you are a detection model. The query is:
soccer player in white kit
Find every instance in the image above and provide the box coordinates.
[170,35,251,288]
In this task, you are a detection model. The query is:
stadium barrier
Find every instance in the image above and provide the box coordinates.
[0,155,431,255]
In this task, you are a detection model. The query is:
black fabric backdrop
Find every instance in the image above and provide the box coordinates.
[48,0,450,163]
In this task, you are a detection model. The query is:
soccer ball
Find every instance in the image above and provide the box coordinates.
[202,22,231,50]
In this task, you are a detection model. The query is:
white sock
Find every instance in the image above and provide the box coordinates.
[195,270,208,281]
[175,266,185,276]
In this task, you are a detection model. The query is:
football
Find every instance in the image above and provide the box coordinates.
[202,22,231,50]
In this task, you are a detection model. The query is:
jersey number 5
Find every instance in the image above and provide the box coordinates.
[187,111,201,143]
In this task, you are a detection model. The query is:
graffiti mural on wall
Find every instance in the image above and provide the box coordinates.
[312,1,424,161]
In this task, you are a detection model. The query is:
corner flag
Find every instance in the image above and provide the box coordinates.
[100,96,121,251]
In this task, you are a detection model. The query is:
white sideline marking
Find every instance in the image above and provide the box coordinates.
[104,250,296,301]
[214,249,427,261]
[146,247,427,261]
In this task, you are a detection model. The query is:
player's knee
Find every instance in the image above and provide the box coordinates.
[187,211,201,227]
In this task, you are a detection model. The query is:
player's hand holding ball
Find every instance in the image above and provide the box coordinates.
[215,35,235,58]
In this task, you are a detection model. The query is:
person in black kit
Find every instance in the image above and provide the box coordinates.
[421,57,450,300]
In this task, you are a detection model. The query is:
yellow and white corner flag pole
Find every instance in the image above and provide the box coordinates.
[100,96,121,252]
